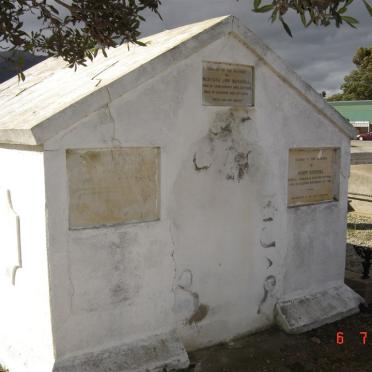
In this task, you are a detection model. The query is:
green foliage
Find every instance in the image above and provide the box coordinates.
[327,92,345,101]
[353,47,372,66]
[0,0,162,80]
[0,364,8,372]
[328,47,372,101]
[251,0,372,37]
[1,0,371,80]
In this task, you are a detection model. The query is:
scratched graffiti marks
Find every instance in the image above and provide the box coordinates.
[258,199,278,315]
[257,275,277,314]
[260,200,277,249]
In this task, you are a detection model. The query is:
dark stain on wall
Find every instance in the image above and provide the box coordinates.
[187,303,209,325]
[193,153,211,171]
[260,200,277,249]
[235,151,251,181]
[193,109,253,182]
[260,239,276,248]
[108,232,141,305]
[177,269,210,326]
[209,121,233,138]
[110,282,132,304]
[258,199,279,315]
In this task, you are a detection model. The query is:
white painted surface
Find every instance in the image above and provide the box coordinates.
[0,188,21,285]
[0,16,354,145]
[0,17,230,145]
[43,32,354,362]
[0,16,359,372]
[0,148,54,372]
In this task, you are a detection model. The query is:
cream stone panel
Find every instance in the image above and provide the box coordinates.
[67,147,160,229]
[288,148,340,207]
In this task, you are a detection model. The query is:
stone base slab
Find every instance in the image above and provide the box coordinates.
[275,284,363,334]
[345,270,372,304]
[53,331,189,372]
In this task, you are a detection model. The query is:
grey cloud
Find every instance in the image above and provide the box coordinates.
[141,0,372,95]
[9,0,372,94]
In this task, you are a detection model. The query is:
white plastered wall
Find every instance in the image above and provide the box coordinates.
[0,147,54,372]
[43,32,350,361]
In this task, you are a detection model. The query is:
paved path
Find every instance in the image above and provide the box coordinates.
[351,140,372,151]
[351,141,372,165]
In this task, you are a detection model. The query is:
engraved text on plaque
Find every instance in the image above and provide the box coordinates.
[288,148,339,207]
[202,61,254,107]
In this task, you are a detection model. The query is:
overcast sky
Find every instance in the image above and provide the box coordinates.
[8,1,372,95]
[138,0,372,96]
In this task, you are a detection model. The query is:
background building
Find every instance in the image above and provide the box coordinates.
[330,100,372,134]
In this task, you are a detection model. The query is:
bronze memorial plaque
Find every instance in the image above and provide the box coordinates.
[202,61,254,107]
[288,148,339,207]
[67,147,160,229]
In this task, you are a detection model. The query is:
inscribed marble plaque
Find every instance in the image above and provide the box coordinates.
[67,147,160,229]
[288,148,339,207]
[202,61,254,107]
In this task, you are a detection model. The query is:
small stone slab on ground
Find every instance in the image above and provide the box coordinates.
[275,285,362,334]
[53,331,188,372]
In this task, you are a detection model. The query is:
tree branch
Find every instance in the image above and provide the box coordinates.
[54,0,73,11]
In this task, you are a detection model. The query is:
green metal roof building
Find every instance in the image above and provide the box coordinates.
[329,100,372,133]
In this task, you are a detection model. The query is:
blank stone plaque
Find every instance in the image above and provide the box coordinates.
[67,147,160,229]
[202,61,254,107]
[288,148,339,207]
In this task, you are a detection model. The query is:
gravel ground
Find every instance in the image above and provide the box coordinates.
[347,212,372,248]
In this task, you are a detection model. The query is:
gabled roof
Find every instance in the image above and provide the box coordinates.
[0,16,355,146]
[330,100,372,122]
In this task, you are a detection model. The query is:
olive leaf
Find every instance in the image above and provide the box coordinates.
[363,0,372,16]
[341,15,359,28]
[250,0,371,37]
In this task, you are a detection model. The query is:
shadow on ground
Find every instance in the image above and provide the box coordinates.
[182,305,372,372]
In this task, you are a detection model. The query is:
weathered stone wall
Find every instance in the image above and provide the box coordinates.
[41,33,350,366]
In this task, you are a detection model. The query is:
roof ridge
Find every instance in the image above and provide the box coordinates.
[0,15,356,145]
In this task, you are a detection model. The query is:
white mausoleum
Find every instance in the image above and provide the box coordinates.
[0,16,361,372]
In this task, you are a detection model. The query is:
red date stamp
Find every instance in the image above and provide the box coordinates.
[336,331,368,344]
